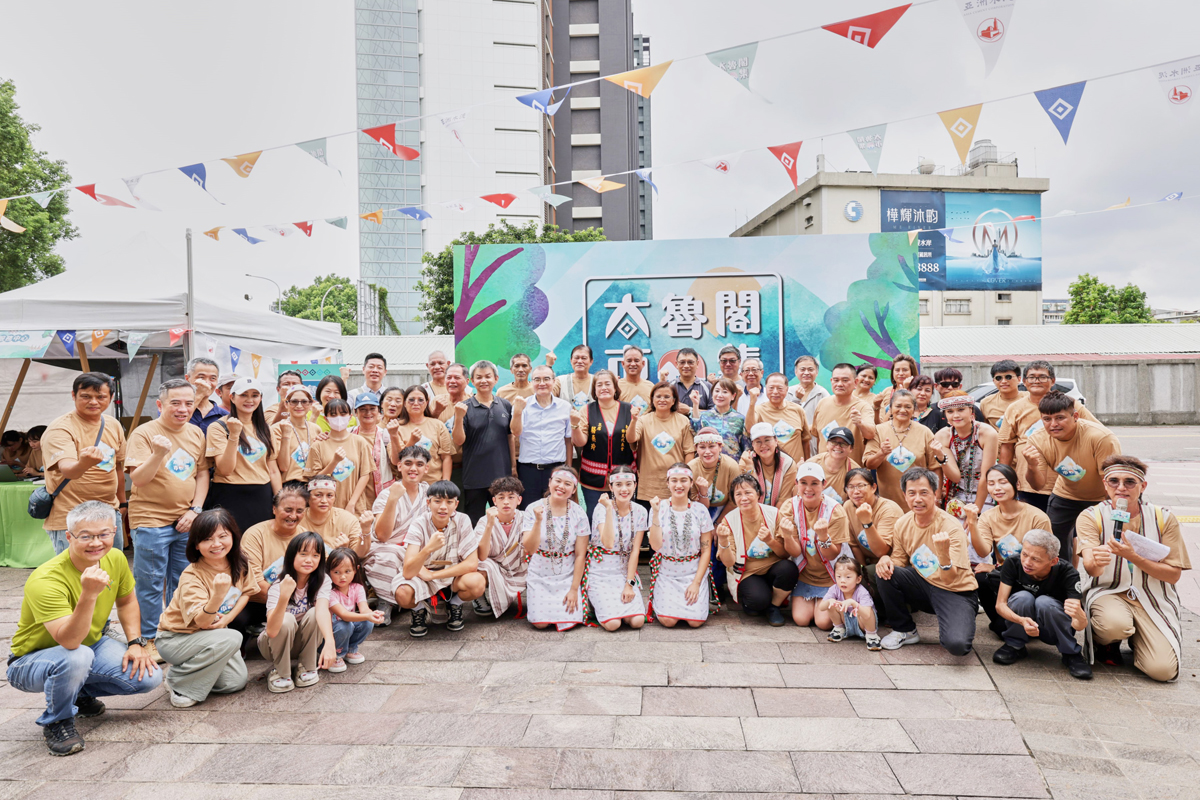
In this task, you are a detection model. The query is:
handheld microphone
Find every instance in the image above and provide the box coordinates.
[1112,498,1130,541]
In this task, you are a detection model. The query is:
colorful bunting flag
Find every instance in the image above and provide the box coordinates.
[1153,57,1200,106]
[635,169,659,196]
[579,177,626,193]
[848,124,887,172]
[203,227,223,241]
[439,199,473,213]
[124,331,151,359]
[1161,192,1184,202]
[169,328,188,346]
[361,124,420,160]
[326,217,348,229]
[296,138,329,165]
[958,0,1015,76]
[767,142,803,190]
[706,43,757,92]
[360,210,383,225]
[822,4,910,49]
[515,86,571,116]
[294,221,313,236]
[438,109,480,166]
[937,104,983,164]
[908,230,920,245]
[251,353,263,378]
[30,190,57,208]
[94,193,136,208]
[221,151,263,178]
[700,152,744,174]
[0,216,25,234]
[89,330,111,352]
[481,193,518,209]
[396,206,433,220]
[202,335,217,358]
[56,330,77,356]
[230,347,241,371]
[232,228,265,244]
[1106,198,1131,210]
[264,225,295,238]
[178,164,223,203]
[1034,81,1086,144]
[76,185,98,201]
[121,176,161,211]
[604,61,672,98]
[528,186,571,207]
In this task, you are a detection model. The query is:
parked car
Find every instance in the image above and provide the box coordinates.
[966,377,1086,406]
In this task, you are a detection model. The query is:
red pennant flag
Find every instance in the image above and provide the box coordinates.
[293,221,313,237]
[76,184,98,201]
[169,327,188,346]
[767,141,803,190]
[362,124,420,160]
[95,193,136,208]
[481,193,518,209]
[822,3,911,49]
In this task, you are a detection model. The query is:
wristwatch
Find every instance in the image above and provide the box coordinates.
[939,564,952,571]
[935,456,947,464]
[862,522,874,529]
[128,636,150,648]
[189,506,203,515]
[627,578,639,587]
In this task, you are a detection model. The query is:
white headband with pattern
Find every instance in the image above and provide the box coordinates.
[308,478,336,491]
[667,466,694,479]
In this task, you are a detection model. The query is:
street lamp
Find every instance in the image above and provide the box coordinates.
[320,283,337,321]
[245,274,282,314]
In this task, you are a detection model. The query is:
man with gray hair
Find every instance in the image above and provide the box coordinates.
[6,500,161,756]
[123,380,211,663]
[185,357,228,435]
[992,528,1091,679]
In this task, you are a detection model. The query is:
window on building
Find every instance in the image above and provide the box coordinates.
[997,318,1012,325]
[997,292,1012,302]
[919,299,929,315]
[944,300,971,315]
[804,216,814,228]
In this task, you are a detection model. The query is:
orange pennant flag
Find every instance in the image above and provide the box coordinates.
[579,177,626,193]
[908,230,920,245]
[1106,198,1131,210]
[221,151,263,178]
[90,330,111,352]
[360,209,384,225]
[937,104,983,165]
[604,60,672,98]
[0,199,21,234]
[203,227,223,241]
[251,354,263,378]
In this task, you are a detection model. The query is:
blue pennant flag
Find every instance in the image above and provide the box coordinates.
[1160,192,1184,202]
[230,347,241,371]
[395,206,432,221]
[1033,81,1087,144]
[516,86,571,116]
[55,330,76,357]
[179,163,208,189]
[232,228,264,244]
[937,227,963,244]
[636,169,659,196]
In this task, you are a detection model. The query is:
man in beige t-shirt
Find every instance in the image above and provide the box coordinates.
[496,353,536,404]
[41,373,127,554]
[812,363,876,465]
[616,346,654,413]
[744,373,812,465]
[980,359,1026,430]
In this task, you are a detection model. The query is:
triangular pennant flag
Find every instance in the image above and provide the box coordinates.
[56,330,77,356]
[604,61,672,98]
[579,177,625,193]
[76,184,98,201]
[766,141,803,190]
[1106,198,1131,210]
[1152,57,1199,106]
[396,206,433,220]
[938,227,964,244]
[324,356,332,364]
[937,104,983,165]
[700,152,744,174]
[822,4,911,48]
[515,86,571,116]
[361,123,420,160]
[360,209,383,225]
[203,227,223,241]
[296,138,329,165]
[169,328,188,346]
[0,216,25,234]
[706,43,757,92]
[124,331,151,360]
[221,151,263,178]
[1161,192,1184,202]
[0,200,6,218]
[121,176,161,211]
[635,169,659,196]
[232,228,265,244]
[1034,81,1086,144]
[439,199,473,213]
[178,164,223,203]
[89,330,111,352]
[847,124,887,172]
[325,217,348,229]
[202,335,217,357]
[251,354,263,378]
[958,0,1016,76]
[438,109,481,167]
[908,230,921,245]
[294,221,313,236]
[230,347,241,371]
[264,225,295,238]
[30,190,57,208]
[481,193,518,209]
[94,193,136,209]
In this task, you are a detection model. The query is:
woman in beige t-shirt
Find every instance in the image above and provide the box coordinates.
[390,385,453,483]
[304,399,374,514]
[629,382,695,502]
[272,385,323,485]
[206,378,280,535]
[863,390,944,509]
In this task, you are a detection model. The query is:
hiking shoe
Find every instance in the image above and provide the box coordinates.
[43,718,85,756]
[880,630,920,650]
[827,625,847,642]
[1063,652,1093,680]
[766,606,786,627]
[992,644,1028,665]
[473,596,493,617]
[447,603,465,632]
[410,607,429,638]
[74,695,105,718]
[865,632,883,651]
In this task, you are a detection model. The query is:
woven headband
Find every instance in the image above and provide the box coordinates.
[937,395,975,410]
[1103,464,1146,482]
[694,432,723,445]
[667,466,694,479]
[609,473,637,484]
[551,467,578,486]
[308,478,336,491]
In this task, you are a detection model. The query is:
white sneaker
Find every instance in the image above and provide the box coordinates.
[169,690,198,708]
[473,596,493,616]
[880,630,920,650]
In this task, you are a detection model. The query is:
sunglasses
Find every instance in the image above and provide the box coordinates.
[994,374,1016,381]
[1104,477,1140,489]
[719,358,739,365]
[938,381,961,388]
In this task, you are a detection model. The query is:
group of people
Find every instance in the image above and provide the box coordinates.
[5,346,1191,757]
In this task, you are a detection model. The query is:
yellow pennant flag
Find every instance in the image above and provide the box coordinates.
[1106,198,1131,210]
[221,151,263,178]
[251,353,263,378]
[937,104,983,165]
[0,199,6,217]
[360,209,384,225]
[203,226,223,241]
[604,60,672,98]
[908,230,920,245]
[579,177,626,193]
[90,330,111,352]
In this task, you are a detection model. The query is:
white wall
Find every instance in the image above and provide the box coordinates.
[920,290,1043,326]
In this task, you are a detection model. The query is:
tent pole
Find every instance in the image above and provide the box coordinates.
[0,358,31,433]
[127,353,159,436]
[184,228,195,363]
[78,344,90,373]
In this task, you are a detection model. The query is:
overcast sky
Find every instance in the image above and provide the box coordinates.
[1,0,1197,314]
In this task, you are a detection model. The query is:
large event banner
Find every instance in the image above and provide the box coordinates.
[453,236,920,386]
[880,190,1042,291]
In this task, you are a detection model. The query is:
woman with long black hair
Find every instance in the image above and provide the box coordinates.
[205,378,279,534]
[573,369,637,519]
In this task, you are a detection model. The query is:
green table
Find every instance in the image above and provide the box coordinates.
[0,483,56,568]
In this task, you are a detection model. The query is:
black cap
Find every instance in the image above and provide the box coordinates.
[827,426,855,446]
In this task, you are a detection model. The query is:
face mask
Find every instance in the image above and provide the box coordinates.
[327,417,350,432]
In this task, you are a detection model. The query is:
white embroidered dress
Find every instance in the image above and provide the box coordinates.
[649,500,714,622]
[522,500,590,630]
[586,503,648,624]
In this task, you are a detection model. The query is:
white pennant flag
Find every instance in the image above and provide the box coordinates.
[124,331,152,359]
[958,0,1016,76]
[121,176,161,211]
[700,151,744,174]
[439,199,473,213]
[528,185,573,207]
[1153,57,1200,106]
[264,225,296,239]
[439,109,481,167]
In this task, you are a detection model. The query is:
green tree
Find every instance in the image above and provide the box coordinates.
[280,274,358,335]
[0,79,77,292]
[1063,272,1155,324]
[416,219,606,334]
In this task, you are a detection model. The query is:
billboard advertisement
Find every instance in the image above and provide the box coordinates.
[453,234,921,389]
[880,190,1042,291]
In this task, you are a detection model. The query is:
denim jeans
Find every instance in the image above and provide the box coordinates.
[331,617,374,656]
[47,509,124,555]
[6,636,162,726]
[132,524,189,639]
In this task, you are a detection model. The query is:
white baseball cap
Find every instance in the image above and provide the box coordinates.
[749,422,776,440]
[230,377,260,396]
[794,462,826,482]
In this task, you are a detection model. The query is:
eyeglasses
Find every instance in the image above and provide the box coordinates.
[71,531,115,544]
[1025,375,1052,383]
[1105,477,1140,489]
[287,399,311,406]
[938,381,961,388]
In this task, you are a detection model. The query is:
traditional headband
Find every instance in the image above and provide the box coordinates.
[694,432,723,445]
[609,474,637,484]
[551,467,578,486]
[667,466,694,479]
[308,478,336,491]
[937,395,975,410]
[1103,464,1146,483]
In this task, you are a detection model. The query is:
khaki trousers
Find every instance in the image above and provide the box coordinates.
[257,609,321,677]
[1090,592,1179,682]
